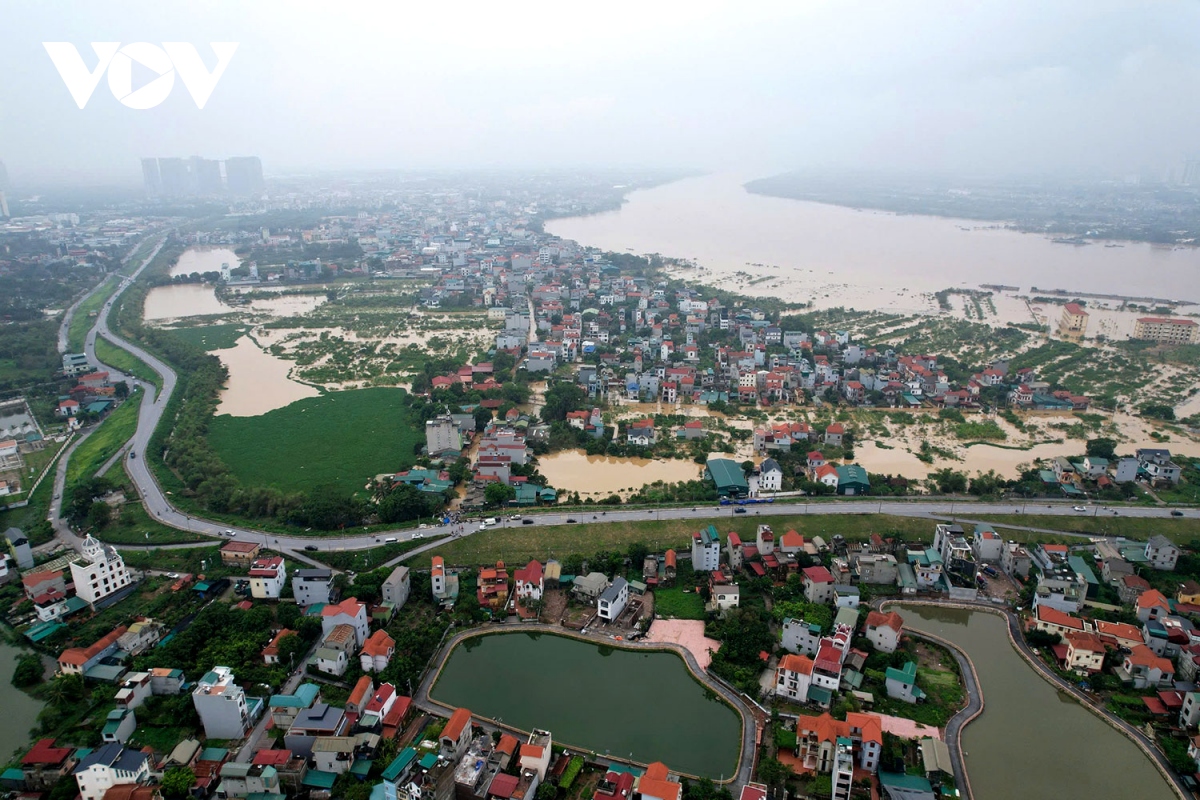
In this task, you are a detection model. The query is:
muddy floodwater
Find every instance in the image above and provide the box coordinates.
[170,247,241,277]
[538,450,700,495]
[143,283,234,320]
[547,173,1200,316]
[212,335,319,416]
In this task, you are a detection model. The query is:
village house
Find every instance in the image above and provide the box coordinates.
[863,610,904,654]
[361,629,396,673]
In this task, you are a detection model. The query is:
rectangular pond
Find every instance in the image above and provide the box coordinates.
[431,631,741,779]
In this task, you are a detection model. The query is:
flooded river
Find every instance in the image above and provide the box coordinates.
[143,283,234,320]
[170,247,241,278]
[539,450,700,496]
[547,174,1200,315]
[898,605,1173,800]
[0,641,44,762]
[212,335,319,416]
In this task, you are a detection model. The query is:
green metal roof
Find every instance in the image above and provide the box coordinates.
[705,458,748,491]
[886,661,919,684]
[419,753,438,769]
[302,770,337,789]
[382,747,417,782]
[879,772,934,791]
[835,464,870,486]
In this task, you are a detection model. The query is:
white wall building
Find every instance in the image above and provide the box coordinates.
[70,535,132,607]
[192,666,251,739]
[248,556,287,599]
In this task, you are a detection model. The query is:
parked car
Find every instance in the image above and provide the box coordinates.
[983,565,999,578]
[166,572,180,579]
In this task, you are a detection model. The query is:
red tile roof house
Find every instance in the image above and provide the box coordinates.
[863,610,904,654]
[360,629,395,673]
[802,566,835,604]
[262,628,296,665]
[22,739,76,790]
[1118,645,1175,689]
[440,707,473,761]
[58,625,127,675]
[513,560,544,602]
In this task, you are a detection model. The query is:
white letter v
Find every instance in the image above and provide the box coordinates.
[43,42,119,109]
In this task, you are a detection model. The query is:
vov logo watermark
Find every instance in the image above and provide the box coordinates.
[43,42,239,109]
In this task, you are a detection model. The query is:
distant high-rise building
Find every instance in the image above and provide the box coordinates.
[141,158,162,196]
[1183,160,1200,187]
[0,192,9,218]
[157,157,190,197]
[225,156,264,196]
[0,160,8,191]
[190,156,223,195]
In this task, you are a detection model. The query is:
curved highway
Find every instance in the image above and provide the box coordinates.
[49,239,1200,561]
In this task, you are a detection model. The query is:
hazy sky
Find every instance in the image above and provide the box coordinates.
[2,1,1198,185]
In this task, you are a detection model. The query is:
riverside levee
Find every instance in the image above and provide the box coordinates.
[430,631,741,779]
[897,604,1174,800]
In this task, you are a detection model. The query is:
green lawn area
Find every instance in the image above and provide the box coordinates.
[207,387,421,493]
[316,538,431,571]
[65,392,143,489]
[67,278,118,352]
[121,546,238,578]
[413,513,939,567]
[164,323,250,351]
[971,513,1200,544]
[95,338,161,387]
[652,585,706,620]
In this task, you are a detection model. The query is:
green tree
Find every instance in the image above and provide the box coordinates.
[757,757,791,789]
[536,780,559,800]
[86,500,112,530]
[276,603,301,628]
[1085,437,1117,460]
[161,767,195,799]
[541,382,586,422]
[11,653,43,687]
[485,482,516,508]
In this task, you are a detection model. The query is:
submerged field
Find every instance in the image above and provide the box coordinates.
[207,387,421,492]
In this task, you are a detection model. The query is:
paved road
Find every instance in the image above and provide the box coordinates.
[414,622,761,786]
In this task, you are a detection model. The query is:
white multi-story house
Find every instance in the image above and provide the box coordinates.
[72,744,150,800]
[758,458,783,492]
[863,610,903,654]
[514,560,544,601]
[775,653,814,703]
[691,526,721,571]
[248,556,287,599]
[192,667,252,739]
[781,618,823,656]
[320,598,369,646]
[292,568,333,606]
[598,577,629,621]
[381,566,410,609]
[1145,536,1180,571]
[70,535,132,607]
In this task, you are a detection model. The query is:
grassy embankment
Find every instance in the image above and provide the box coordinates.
[163,323,250,351]
[95,338,161,388]
[66,276,121,352]
[408,512,1200,568]
[207,387,422,493]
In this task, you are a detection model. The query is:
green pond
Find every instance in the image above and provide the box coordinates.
[432,632,742,778]
[898,605,1174,800]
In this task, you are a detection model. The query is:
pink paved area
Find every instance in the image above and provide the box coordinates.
[877,713,941,740]
[646,619,722,670]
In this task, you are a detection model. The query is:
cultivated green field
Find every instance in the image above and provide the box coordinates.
[164,323,250,351]
[970,513,1200,544]
[207,387,421,492]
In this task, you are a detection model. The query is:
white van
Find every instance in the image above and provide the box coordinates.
[484,517,499,526]
[384,537,397,543]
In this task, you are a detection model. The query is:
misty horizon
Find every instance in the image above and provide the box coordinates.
[3,1,1200,187]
